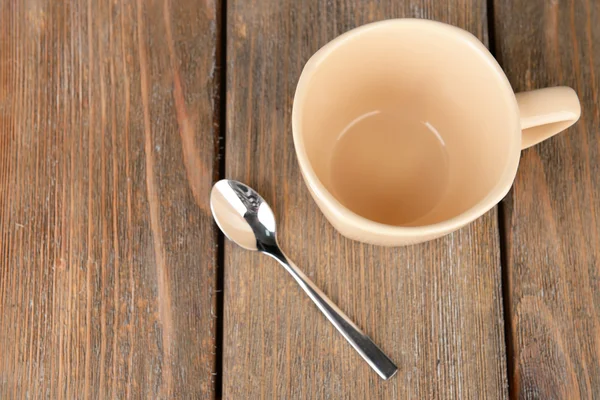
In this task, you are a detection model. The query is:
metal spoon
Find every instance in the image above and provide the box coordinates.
[210,179,398,380]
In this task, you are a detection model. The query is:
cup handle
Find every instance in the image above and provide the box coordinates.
[516,86,581,150]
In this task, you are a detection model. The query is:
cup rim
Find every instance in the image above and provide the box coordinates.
[291,18,521,237]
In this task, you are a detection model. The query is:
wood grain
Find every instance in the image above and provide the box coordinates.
[0,0,220,398]
[223,1,508,398]
[494,0,600,397]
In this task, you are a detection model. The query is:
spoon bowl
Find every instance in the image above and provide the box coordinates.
[211,179,277,251]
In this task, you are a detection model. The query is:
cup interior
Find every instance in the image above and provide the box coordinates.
[294,20,519,227]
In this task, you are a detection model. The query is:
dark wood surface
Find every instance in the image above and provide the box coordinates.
[223,1,508,398]
[2,0,599,398]
[0,0,220,398]
[494,0,600,397]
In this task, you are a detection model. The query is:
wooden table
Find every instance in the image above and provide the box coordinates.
[1,0,599,398]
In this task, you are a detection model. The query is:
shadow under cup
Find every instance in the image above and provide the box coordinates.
[296,21,518,227]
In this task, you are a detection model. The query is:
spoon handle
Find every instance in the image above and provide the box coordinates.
[266,247,398,380]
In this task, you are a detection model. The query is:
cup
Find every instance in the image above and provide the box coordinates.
[291,19,580,246]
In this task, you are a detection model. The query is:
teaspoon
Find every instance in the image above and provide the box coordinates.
[210,179,398,380]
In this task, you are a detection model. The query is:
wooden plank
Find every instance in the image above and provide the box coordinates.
[224,1,508,398]
[0,0,220,398]
[494,0,600,397]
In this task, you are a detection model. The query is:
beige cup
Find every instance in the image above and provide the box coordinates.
[291,19,581,246]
